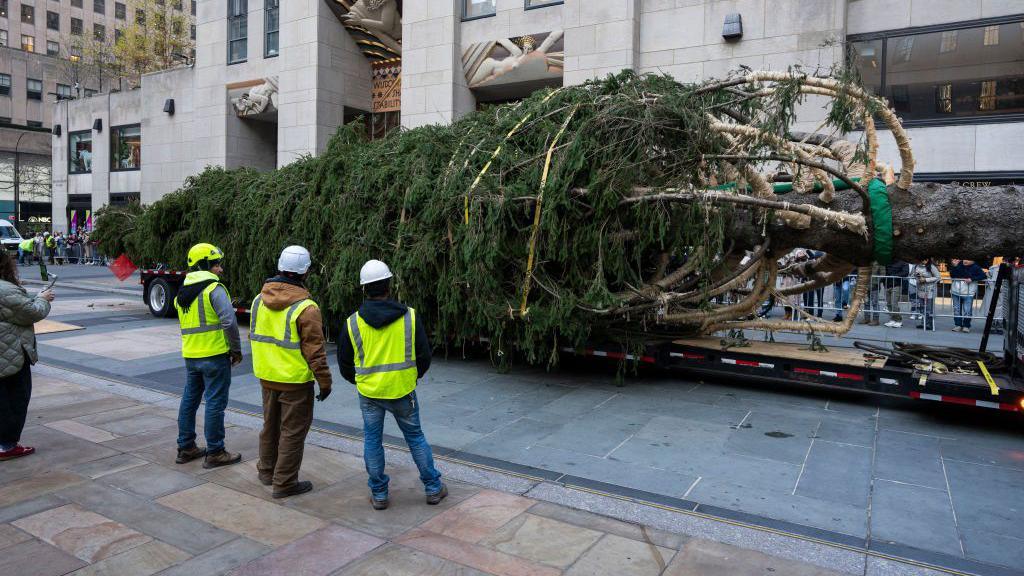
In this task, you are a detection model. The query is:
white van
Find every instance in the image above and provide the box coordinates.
[0,219,23,254]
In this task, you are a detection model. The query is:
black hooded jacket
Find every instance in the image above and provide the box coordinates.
[337,299,431,385]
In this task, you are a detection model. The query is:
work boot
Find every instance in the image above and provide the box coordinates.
[272,481,313,499]
[202,449,242,469]
[258,474,273,486]
[426,484,449,505]
[175,445,206,464]
[370,496,389,511]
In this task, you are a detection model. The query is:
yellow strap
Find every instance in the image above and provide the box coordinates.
[519,104,580,317]
[464,88,563,225]
[977,360,999,396]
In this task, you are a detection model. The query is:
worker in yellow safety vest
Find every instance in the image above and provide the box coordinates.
[17,238,34,266]
[173,243,243,469]
[338,259,446,510]
[250,245,332,499]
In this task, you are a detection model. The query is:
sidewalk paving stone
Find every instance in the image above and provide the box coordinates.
[419,489,535,543]
[396,528,560,576]
[564,533,675,576]
[13,503,152,562]
[335,543,491,576]
[477,513,604,569]
[66,539,190,576]
[0,523,33,549]
[99,463,205,499]
[869,480,961,554]
[0,537,88,576]
[794,440,873,507]
[227,524,384,576]
[155,537,271,576]
[67,453,149,479]
[156,483,327,547]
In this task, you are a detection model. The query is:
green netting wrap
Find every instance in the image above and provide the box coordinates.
[868,178,894,265]
[93,69,879,363]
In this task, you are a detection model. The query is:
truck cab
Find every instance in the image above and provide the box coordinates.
[0,220,23,255]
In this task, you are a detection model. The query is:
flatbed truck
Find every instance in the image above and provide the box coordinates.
[139,265,1024,414]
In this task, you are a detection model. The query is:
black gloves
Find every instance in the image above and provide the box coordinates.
[316,387,332,402]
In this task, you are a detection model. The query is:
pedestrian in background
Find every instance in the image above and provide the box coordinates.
[883,260,908,328]
[250,246,333,499]
[800,250,825,317]
[949,258,986,333]
[173,243,243,469]
[0,249,55,461]
[338,259,446,510]
[911,259,940,330]
[861,263,886,326]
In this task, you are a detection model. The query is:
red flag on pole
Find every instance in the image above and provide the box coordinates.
[109,254,138,281]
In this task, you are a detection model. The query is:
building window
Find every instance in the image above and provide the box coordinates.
[94,23,105,41]
[84,88,96,96]
[21,35,34,52]
[114,28,122,42]
[26,78,42,100]
[525,0,563,8]
[190,24,195,40]
[71,0,82,7]
[110,124,141,171]
[173,0,181,10]
[983,25,1000,46]
[47,40,59,56]
[227,0,247,64]
[26,120,43,128]
[172,20,181,35]
[69,46,81,61]
[71,17,83,35]
[115,2,124,19]
[191,0,195,15]
[135,9,145,25]
[848,17,1024,124]
[265,0,278,58]
[47,10,60,31]
[0,74,10,97]
[939,30,957,53]
[57,83,73,99]
[0,0,6,19]
[94,0,104,14]
[21,4,33,24]
[463,0,495,20]
[69,131,93,174]
[0,30,6,47]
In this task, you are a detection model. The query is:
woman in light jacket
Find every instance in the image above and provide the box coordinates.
[910,259,940,331]
[0,249,54,460]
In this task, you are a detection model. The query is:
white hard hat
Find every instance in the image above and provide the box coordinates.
[278,245,312,275]
[360,259,393,285]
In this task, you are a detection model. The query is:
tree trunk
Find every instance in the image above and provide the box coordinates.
[730,183,1024,264]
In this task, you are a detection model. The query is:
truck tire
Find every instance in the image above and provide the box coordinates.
[147,278,178,318]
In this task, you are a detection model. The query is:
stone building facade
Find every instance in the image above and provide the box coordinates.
[51,0,1024,232]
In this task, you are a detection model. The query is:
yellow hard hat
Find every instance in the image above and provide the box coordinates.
[187,243,224,267]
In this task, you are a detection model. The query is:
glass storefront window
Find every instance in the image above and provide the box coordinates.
[69,131,93,174]
[110,124,141,171]
[849,18,1024,124]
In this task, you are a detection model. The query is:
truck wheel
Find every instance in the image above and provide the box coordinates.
[148,278,177,318]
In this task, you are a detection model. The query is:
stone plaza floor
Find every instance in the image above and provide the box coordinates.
[11,282,1024,575]
[0,364,878,576]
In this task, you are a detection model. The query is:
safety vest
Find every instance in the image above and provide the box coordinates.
[175,271,231,359]
[346,308,417,399]
[249,295,317,384]
[19,239,33,251]
[45,237,55,248]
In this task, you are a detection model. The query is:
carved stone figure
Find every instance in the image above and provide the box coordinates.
[233,78,279,117]
[465,30,564,88]
[343,0,402,56]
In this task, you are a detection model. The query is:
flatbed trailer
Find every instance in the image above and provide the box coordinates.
[140,265,1024,414]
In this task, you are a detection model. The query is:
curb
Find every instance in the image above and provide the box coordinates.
[22,278,142,297]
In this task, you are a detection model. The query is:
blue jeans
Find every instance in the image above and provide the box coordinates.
[918,297,935,330]
[359,391,442,500]
[953,294,974,328]
[177,354,232,452]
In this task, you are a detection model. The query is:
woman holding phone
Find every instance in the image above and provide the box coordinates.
[0,249,55,460]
